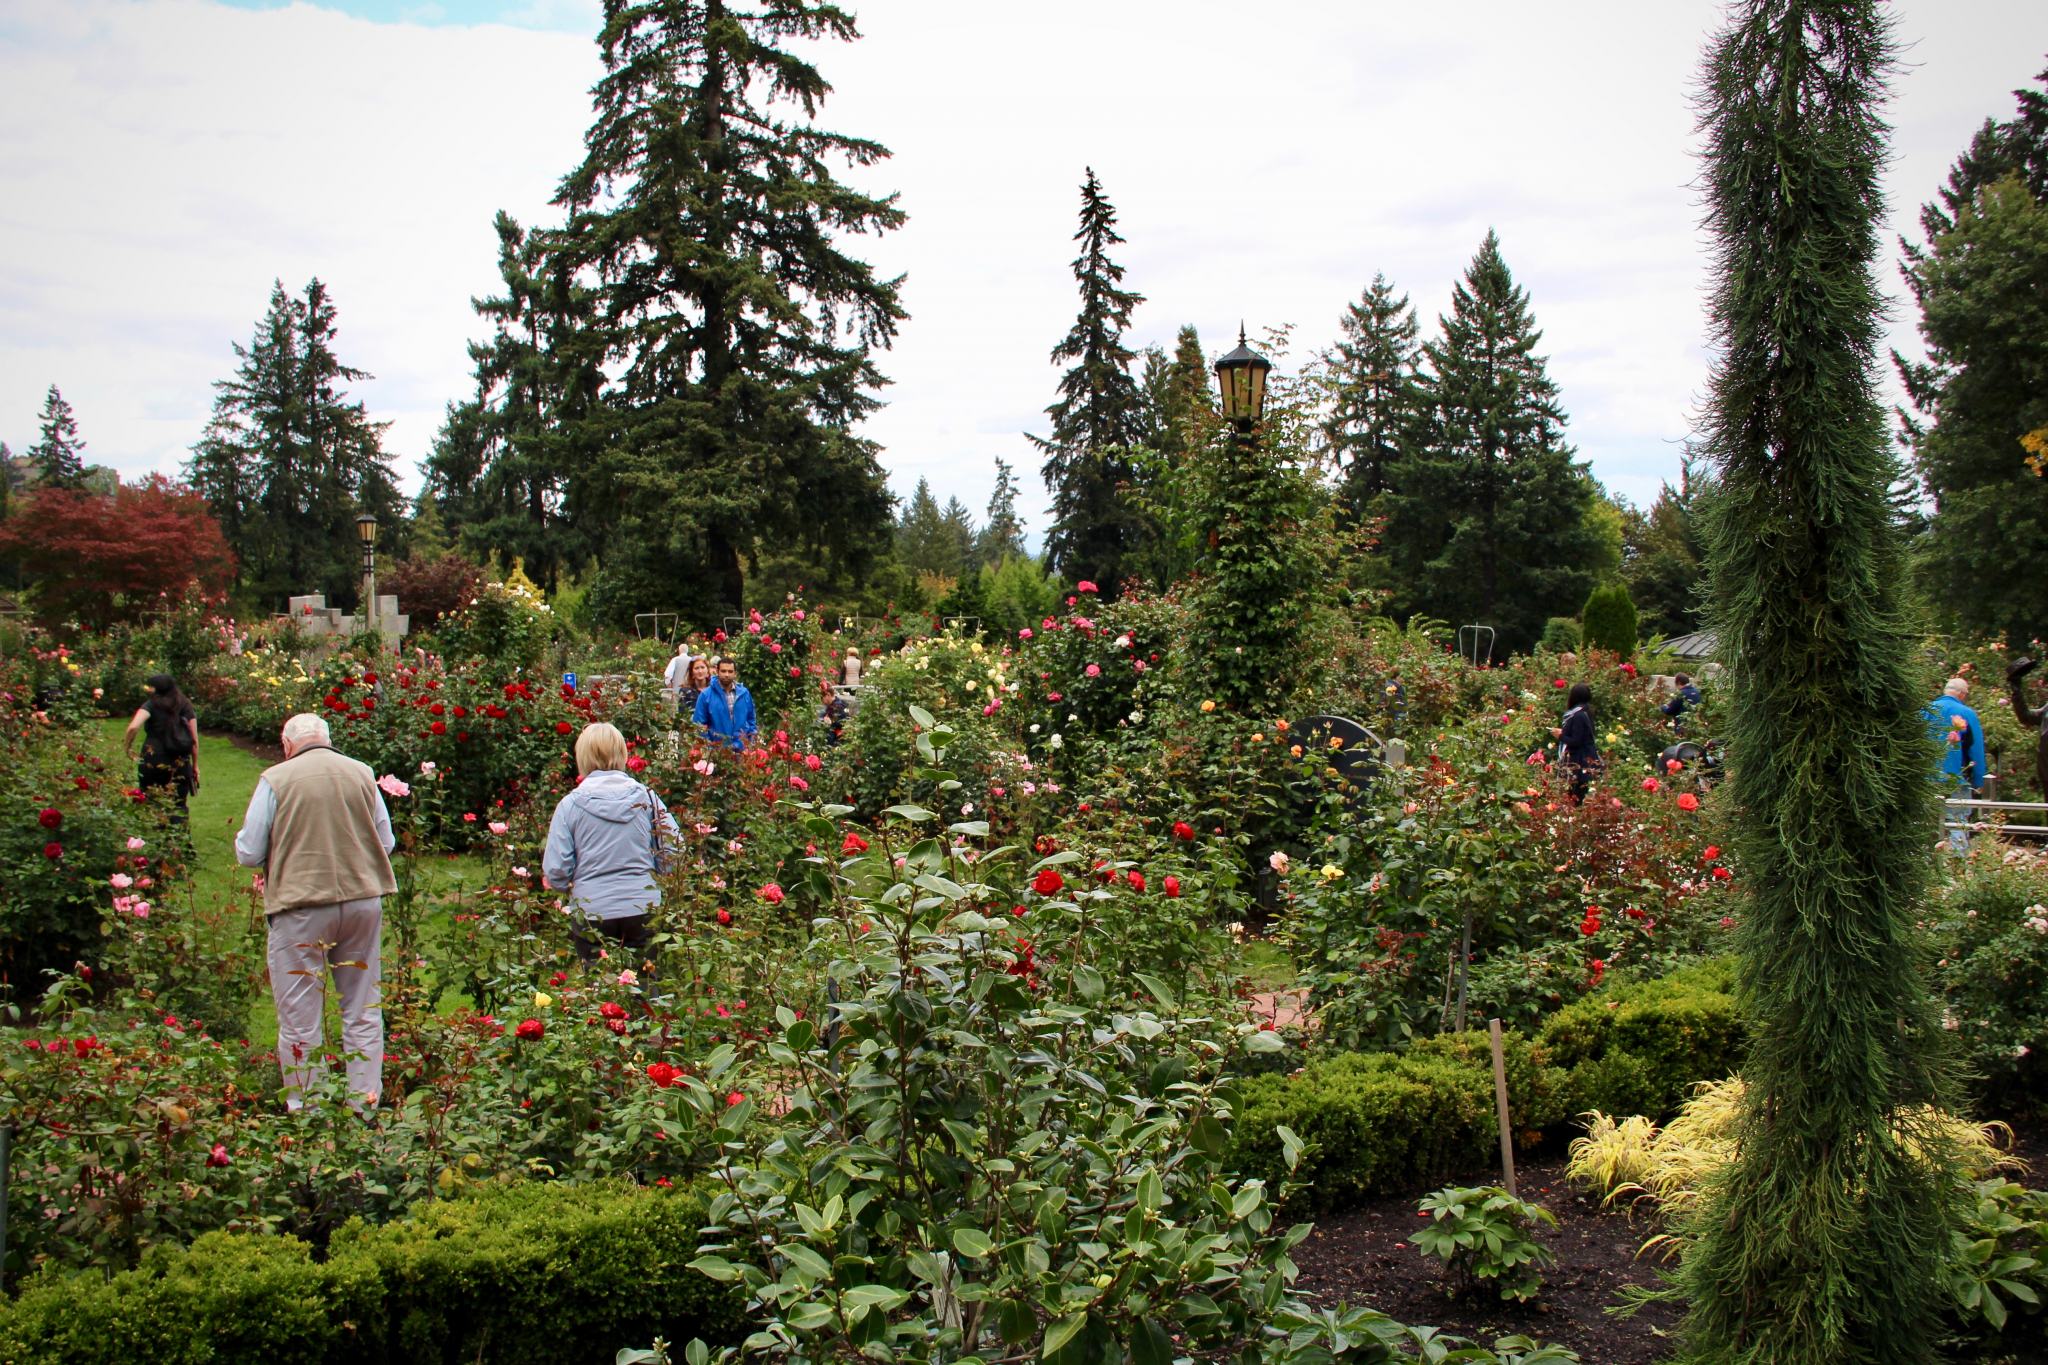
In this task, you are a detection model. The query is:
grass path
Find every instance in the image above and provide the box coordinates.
[93,719,490,1045]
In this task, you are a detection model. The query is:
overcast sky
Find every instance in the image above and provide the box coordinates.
[2,0,2043,541]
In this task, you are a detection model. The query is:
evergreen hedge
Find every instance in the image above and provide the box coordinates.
[0,1180,744,1365]
[1578,583,1638,656]
[1227,960,1743,1210]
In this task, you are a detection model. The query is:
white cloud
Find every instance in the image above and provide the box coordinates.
[1,0,2041,539]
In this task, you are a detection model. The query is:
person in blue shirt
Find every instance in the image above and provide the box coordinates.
[1925,676,1987,851]
[693,656,758,750]
[1660,673,1704,730]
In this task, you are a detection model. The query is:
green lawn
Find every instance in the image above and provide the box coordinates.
[94,720,491,1045]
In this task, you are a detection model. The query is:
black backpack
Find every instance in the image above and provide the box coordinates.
[151,703,195,758]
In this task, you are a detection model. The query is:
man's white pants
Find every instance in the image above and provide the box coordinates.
[266,898,383,1109]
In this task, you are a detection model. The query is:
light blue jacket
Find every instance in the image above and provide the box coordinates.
[541,771,681,922]
[1925,693,1987,793]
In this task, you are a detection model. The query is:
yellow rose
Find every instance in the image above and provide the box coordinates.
[1320,863,1342,880]
[534,992,553,1009]
[1200,700,1217,713]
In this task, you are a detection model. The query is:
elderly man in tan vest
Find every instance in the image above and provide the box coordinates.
[234,712,397,1110]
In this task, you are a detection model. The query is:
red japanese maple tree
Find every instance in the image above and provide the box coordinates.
[0,477,235,629]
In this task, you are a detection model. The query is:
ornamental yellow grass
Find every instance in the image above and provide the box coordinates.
[1567,1078,2022,1253]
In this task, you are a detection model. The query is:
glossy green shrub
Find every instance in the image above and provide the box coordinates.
[1541,958,1742,1118]
[0,1231,382,1365]
[1228,959,1744,1211]
[0,1181,744,1365]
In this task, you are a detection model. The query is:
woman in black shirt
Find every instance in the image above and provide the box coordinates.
[1551,682,1599,804]
[123,673,200,818]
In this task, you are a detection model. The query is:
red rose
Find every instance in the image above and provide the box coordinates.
[37,807,61,829]
[1676,792,1701,812]
[205,1143,232,1168]
[1172,820,1195,841]
[1552,678,1567,688]
[549,971,567,986]
[1702,845,1721,861]
[556,721,573,735]
[430,721,447,735]
[1163,875,1181,898]
[1128,870,1146,893]
[716,908,732,926]
[1641,778,1660,793]
[1712,866,1733,882]
[1032,868,1065,896]
[515,1018,545,1041]
[647,1061,680,1088]
[1580,914,1602,937]
[42,842,62,860]
[758,882,785,904]
[599,1001,627,1020]
[841,832,869,854]
[429,703,445,716]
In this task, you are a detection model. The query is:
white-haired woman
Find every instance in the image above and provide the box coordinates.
[542,722,680,962]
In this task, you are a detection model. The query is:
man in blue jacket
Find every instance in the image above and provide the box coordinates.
[1925,676,1987,851]
[694,656,758,750]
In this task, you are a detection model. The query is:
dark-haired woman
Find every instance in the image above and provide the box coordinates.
[1551,682,1599,804]
[124,673,200,821]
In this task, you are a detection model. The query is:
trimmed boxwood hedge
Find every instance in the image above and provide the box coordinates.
[1227,959,1743,1210]
[0,1179,744,1365]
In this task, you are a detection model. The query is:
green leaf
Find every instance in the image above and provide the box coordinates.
[843,1284,913,1312]
[781,1243,833,1282]
[908,704,936,729]
[951,1227,997,1258]
[1133,973,1178,1008]
[1128,1319,1174,1365]
[1042,1311,1089,1356]
[885,804,936,823]
[688,1255,742,1282]
[1072,965,1104,1001]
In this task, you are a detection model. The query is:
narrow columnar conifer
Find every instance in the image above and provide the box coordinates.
[1683,4,1958,1360]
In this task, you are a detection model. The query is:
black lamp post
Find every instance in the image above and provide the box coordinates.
[1213,326,1272,429]
[356,513,378,624]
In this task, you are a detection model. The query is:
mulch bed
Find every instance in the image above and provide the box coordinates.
[1289,1123,2048,1363]
[224,731,285,764]
[1289,1152,1680,1362]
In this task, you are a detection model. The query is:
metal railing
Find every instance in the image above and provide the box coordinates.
[1943,797,2048,837]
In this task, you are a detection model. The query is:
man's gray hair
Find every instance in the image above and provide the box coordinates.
[281,713,331,748]
[1945,677,1970,699]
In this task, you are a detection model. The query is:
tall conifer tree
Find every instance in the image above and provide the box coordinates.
[428,211,599,589]
[1324,274,1421,516]
[1896,65,2048,641]
[1380,234,1598,652]
[976,456,1027,567]
[187,279,400,606]
[534,0,902,622]
[1682,6,1956,1359]
[27,386,86,490]
[1032,168,1148,593]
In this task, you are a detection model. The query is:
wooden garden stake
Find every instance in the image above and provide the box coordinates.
[1488,1019,1517,1198]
